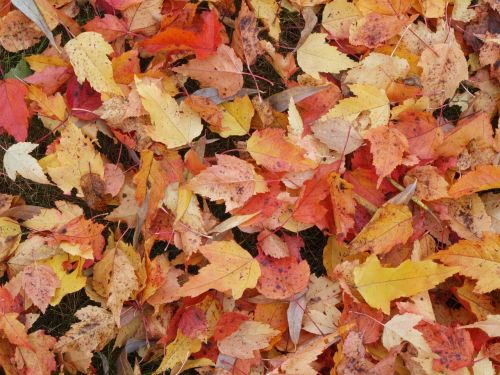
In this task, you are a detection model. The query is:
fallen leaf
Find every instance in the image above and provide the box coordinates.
[173,45,244,98]
[432,233,500,293]
[46,122,104,196]
[324,84,390,129]
[449,165,500,198]
[418,42,468,106]
[55,306,117,373]
[354,255,458,313]
[247,128,316,172]
[187,154,262,212]
[93,242,140,326]
[350,204,413,255]
[297,33,357,79]
[256,255,310,299]
[65,32,122,96]
[135,76,203,148]
[180,240,261,299]
[0,78,29,141]
[218,320,279,359]
[3,142,50,184]
[20,263,60,313]
[366,125,409,186]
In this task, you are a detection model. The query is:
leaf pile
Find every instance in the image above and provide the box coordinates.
[0,0,499,374]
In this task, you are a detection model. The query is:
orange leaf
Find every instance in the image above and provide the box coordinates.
[140,10,222,58]
[366,126,409,187]
[448,165,500,198]
[247,128,316,173]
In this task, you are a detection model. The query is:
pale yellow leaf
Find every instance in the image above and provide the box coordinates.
[135,76,202,148]
[218,321,279,359]
[64,32,122,95]
[350,203,413,255]
[46,123,104,196]
[297,33,357,79]
[323,84,390,129]
[180,240,261,299]
[250,0,281,40]
[322,0,361,39]
[354,255,458,313]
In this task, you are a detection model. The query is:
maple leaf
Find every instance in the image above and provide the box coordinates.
[0,313,32,349]
[232,2,262,65]
[382,313,435,373]
[463,315,500,337]
[366,125,409,186]
[354,255,458,314]
[448,165,500,198]
[0,78,29,141]
[349,13,409,48]
[216,95,254,137]
[64,32,122,96]
[55,306,117,373]
[135,76,203,148]
[154,331,202,374]
[44,254,87,306]
[345,52,410,89]
[0,216,21,264]
[140,10,222,58]
[173,45,244,98]
[418,41,468,106]
[83,14,128,42]
[93,241,140,326]
[187,154,264,212]
[180,240,261,299]
[322,0,361,39]
[20,263,60,313]
[0,10,44,52]
[45,122,104,196]
[416,320,474,371]
[432,232,500,293]
[329,172,356,236]
[268,332,339,374]
[395,110,443,160]
[297,33,357,79]
[218,320,279,359]
[247,128,316,172]
[350,203,413,255]
[4,142,50,184]
[256,255,310,299]
[324,84,390,129]
[54,215,105,260]
[14,330,57,375]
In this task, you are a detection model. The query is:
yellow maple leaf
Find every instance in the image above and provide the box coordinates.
[44,254,86,306]
[135,76,203,148]
[297,33,357,79]
[64,32,122,96]
[432,232,500,293]
[218,321,279,359]
[322,0,361,39]
[323,84,390,129]
[0,217,21,263]
[180,240,261,299]
[93,241,140,326]
[350,203,413,255]
[216,95,254,137]
[154,331,202,374]
[354,255,459,314]
[46,123,104,196]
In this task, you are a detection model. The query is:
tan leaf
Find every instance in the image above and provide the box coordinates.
[20,264,60,313]
[187,154,262,212]
[418,42,468,107]
[218,321,279,359]
[93,242,140,326]
[173,45,244,98]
